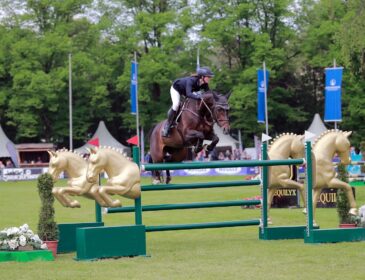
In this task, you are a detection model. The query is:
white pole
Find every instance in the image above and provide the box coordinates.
[263,61,269,135]
[238,129,243,151]
[197,47,200,71]
[333,58,338,130]
[69,53,73,150]
[134,52,140,162]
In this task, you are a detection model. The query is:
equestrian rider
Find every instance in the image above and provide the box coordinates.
[162,66,214,137]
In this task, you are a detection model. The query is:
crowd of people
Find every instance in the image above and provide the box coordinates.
[0,159,14,168]
[195,148,252,162]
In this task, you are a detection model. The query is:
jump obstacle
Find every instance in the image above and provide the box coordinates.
[57,142,365,261]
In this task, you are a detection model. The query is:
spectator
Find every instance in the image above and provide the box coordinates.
[0,161,5,168]
[218,152,225,160]
[144,151,151,163]
[233,149,241,160]
[5,160,14,168]
[224,149,232,160]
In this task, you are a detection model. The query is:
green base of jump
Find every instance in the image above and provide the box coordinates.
[304,228,365,243]
[0,250,54,262]
[75,225,146,261]
[58,222,104,253]
[259,225,319,240]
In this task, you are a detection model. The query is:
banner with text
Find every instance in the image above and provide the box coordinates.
[257,69,269,123]
[324,67,343,122]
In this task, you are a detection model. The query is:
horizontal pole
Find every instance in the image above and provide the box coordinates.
[142,159,304,171]
[106,199,261,213]
[141,180,261,191]
[145,219,261,232]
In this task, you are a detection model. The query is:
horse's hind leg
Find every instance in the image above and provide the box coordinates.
[98,185,141,207]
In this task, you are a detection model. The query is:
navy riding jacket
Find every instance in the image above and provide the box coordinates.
[172,76,209,100]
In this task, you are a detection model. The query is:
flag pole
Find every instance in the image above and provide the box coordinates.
[263,61,269,135]
[333,58,338,130]
[69,53,73,150]
[134,52,140,162]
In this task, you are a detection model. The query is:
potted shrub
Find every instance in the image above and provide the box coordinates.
[336,163,357,228]
[37,173,59,257]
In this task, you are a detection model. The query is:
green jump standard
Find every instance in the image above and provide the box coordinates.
[0,250,54,262]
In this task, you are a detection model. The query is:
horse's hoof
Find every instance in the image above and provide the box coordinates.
[349,208,358,216]
[70,201,81,208]
[165,177,171,184]
[267,217,273,225]
[313,221,318,227]
[110,200,121,208]
[302,208,307,214]
[152,179,161,185]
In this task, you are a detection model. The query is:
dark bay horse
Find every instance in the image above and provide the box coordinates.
[149,90,231,184]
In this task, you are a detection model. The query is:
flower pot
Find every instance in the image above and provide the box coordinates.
[43,240,58,258]
[339,223,357,228]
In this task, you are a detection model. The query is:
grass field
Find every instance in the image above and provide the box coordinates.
[1,176,365,280]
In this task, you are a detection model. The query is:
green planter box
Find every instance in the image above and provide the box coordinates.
[76,225,146,261]
[0,250,54,262]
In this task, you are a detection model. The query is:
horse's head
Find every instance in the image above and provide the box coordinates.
[86,147,105,183]
[207,91,231,134]
[335,131,352,165]
[47,150,65,181]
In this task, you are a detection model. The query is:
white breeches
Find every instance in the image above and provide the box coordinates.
[170,86,180,111]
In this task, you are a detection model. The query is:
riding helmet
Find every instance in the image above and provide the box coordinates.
[197,67,214,77]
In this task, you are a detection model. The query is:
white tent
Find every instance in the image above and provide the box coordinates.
[307,113,328,140]
[0,125,13,158]
[74,121,131,155]
[204,124,240,151]
[0,125,19,166]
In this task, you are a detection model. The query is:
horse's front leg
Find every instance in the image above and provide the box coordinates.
[185,130,204,153]
[329,178,357,215]
[52,186,81,208]
[205,133,219,152]
[98,183,141,208]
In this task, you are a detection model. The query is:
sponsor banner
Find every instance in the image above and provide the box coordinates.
[324,67,343,122]
[257,69,269,123]
[141,166,258,177]
[0,167,64,181]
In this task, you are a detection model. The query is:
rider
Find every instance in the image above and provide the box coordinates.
[162,66,214,137]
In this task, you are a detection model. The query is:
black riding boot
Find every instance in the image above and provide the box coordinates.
[162,109,177,137]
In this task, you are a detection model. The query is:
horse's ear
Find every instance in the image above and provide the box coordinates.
[344,131,352,138]
[88,147,97,154]
[48,150,57,158]
[225,90,232,100]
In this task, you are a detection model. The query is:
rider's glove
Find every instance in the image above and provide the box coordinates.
[193,91,202,99]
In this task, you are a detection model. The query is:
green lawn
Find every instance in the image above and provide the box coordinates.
[1,176,365,280]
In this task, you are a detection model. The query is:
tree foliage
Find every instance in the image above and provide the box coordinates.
[0,0,364,148]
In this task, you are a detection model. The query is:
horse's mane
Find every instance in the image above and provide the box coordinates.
[268,132,299,150]
[55,148,86,161]
[312,129,338,149]
[97,146,127,156]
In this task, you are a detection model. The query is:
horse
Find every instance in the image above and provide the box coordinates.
[267,133,306,222]
[48,149,100,208]
[86,146,141,208]
[311,130,356,223]
[149,90,231,184]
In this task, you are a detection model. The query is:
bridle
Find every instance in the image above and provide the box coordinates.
[200,98,229,125]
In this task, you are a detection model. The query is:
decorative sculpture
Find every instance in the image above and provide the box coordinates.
[267,133,306,221]
[48,149,100,208]
[86,146,141,208]
[312,130,357,222]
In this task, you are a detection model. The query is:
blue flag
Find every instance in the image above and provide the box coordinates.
[130,61,138,114]
[324,67,343,122]
[257,69,269,123]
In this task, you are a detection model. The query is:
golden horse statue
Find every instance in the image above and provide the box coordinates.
[86,146,141,208]
[312,130,357,221]
[267,133,306,221]
[48,149,100,208]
